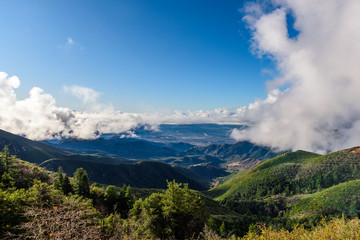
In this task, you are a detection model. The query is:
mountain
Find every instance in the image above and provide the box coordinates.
[205,148,360,234]
[290,179,360,216]
[185,165,230,186]
[162,155,224,168]
[0,129,209,189]
[48,137,178,159]
[46,137,283,171]
[165,142,195,152]
[209,147,360,212]
[208,150,323,201]
[0,129,67,164]
[40,158,207,190]
[185,141,282,170]
[117,123,242,146]
[186,141,280,159]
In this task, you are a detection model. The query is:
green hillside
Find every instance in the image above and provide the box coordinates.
[41,158,207,190]
[203,148,360,236]
[290,179,360,216]
[208,150,321,200]
[0,129,67,164]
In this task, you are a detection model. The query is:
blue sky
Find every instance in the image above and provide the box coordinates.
[0,0,274,113]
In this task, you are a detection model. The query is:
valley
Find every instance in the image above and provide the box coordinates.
[2,126,360,239]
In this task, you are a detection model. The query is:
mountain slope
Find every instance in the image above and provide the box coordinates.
[290,179,360,216]
[41,158,207,190]
[185,141,282,170]
[207,149,350,201]
[0,129,67,164]
[186,141,280,159]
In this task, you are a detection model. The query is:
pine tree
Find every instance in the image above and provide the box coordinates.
[125,186,134,209]
[53,167,64,190]
[1,146,14,174]
[62,175,73,195]
[73,168,90,197]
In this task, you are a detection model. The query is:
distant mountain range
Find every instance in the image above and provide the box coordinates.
[0,127,281,189]
[0,129,228,188]
[43,135,282,171]
[105,123,244,146]
[44,137,179,159]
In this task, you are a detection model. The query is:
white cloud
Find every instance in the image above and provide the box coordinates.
[0,72,245,140]
[63,85,100,104]
[231,0,360,153]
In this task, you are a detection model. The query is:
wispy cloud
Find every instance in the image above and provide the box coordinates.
[67,37,74,46]
[63,85,100,104]
[58,37,84,52]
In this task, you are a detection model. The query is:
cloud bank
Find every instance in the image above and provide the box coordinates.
[2,0,359,154]
[232,0,360,153]
[0,72,245,140]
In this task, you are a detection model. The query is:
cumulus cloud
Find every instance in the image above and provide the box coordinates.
[0,72,245,140]
[231,0,360,153]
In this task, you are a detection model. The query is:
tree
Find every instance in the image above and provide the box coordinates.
[0,146,15,175]
[53,167,64,191]
[105,185,118,208]
[62,175,73,195]
[162,181,208,239]
[141,192,168,239]
[125,186,135,210]
[117,184,135,218]
[73,168,90,197]
[53,167,73,195]
[133,180,208,239]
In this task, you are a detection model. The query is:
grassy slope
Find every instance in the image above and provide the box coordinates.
[290,179,360,216]
[205,149,360,235]
[208,150,320,200]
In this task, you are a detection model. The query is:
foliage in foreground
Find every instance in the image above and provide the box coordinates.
[241,217,360,240]
[4,145,360,239]
[0,146,210,239]
[199,217,360,240]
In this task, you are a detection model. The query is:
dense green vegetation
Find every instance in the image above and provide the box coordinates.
[0,146,213,239]
[204,148,360,236]
[290,179,360,216]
